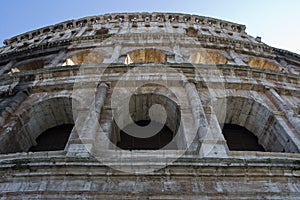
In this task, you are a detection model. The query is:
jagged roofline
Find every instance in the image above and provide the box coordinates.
[3,12,246,45]
[1,12,299,59]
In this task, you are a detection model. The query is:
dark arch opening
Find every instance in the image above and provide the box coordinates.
[222,124,265,151]
[116,120,176,150]
[29,124,74,152]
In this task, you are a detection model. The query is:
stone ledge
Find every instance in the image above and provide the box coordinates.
[0,63,299,80]
[0,152,299,171]
[0,33,272,60]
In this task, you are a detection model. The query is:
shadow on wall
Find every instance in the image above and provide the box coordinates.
[214,96,298,153]
[8,60,44,74]
[0,97,76,154]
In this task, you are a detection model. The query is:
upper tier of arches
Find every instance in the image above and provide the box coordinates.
[5,47,287,74]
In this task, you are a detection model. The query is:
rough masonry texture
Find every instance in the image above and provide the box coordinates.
[0,12,299,199]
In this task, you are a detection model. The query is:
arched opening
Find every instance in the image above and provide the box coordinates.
[189,52,227,65]
[9,60,44,73]
[213,96,298,153]
[185,27,198,36]
[95,28,109,35]
[117,120,175,150]
[222,124,265,151]
[29,124,74,152]
[111,91,180,150]
[125,49,167,64]
[0,97,75,154]
[248,59,283,72]
[63,51,104,66]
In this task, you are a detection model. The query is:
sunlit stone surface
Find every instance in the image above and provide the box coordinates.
[0,13,299,199]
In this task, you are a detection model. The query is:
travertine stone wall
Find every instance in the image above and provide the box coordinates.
[0,13,299,199]
[0,153,300,199]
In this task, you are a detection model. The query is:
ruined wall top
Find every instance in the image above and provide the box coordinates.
[0,13,251,49]
[0,12,299,75]
[2,13,248,45]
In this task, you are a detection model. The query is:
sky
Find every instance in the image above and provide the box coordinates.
[0,0,299,54]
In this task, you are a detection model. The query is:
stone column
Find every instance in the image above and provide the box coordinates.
[199,105,228,158]
[183,81,203,152]
[92,82,112,153]
[195,88,228,158]
[183,81,227,157]
[66,83,109,156]
[104,44,121,63]
[44,50,67,68]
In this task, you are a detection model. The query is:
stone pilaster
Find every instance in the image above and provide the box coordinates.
[183,81,202,153]
[198,105,228,158]
[184,81,227,156]
[66,83,109,156]
[45,50,67,68]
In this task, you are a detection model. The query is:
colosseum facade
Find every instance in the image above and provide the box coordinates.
[0,12,299,199]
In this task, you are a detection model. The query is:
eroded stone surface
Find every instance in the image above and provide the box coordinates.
[0,12,299,199]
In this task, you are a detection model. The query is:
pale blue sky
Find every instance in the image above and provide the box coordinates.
[1,0,299,54]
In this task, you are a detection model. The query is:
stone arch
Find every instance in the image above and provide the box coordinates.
[248,59,283,72]
[63,51,105,66]
[0,96,77,154]
[29,124,74,152]
[9,59,44,73]
[125,49,167,64]
[222,124,265,151]
[189,51,228,65]
[111,88,182,150]
[213,95,298,153]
